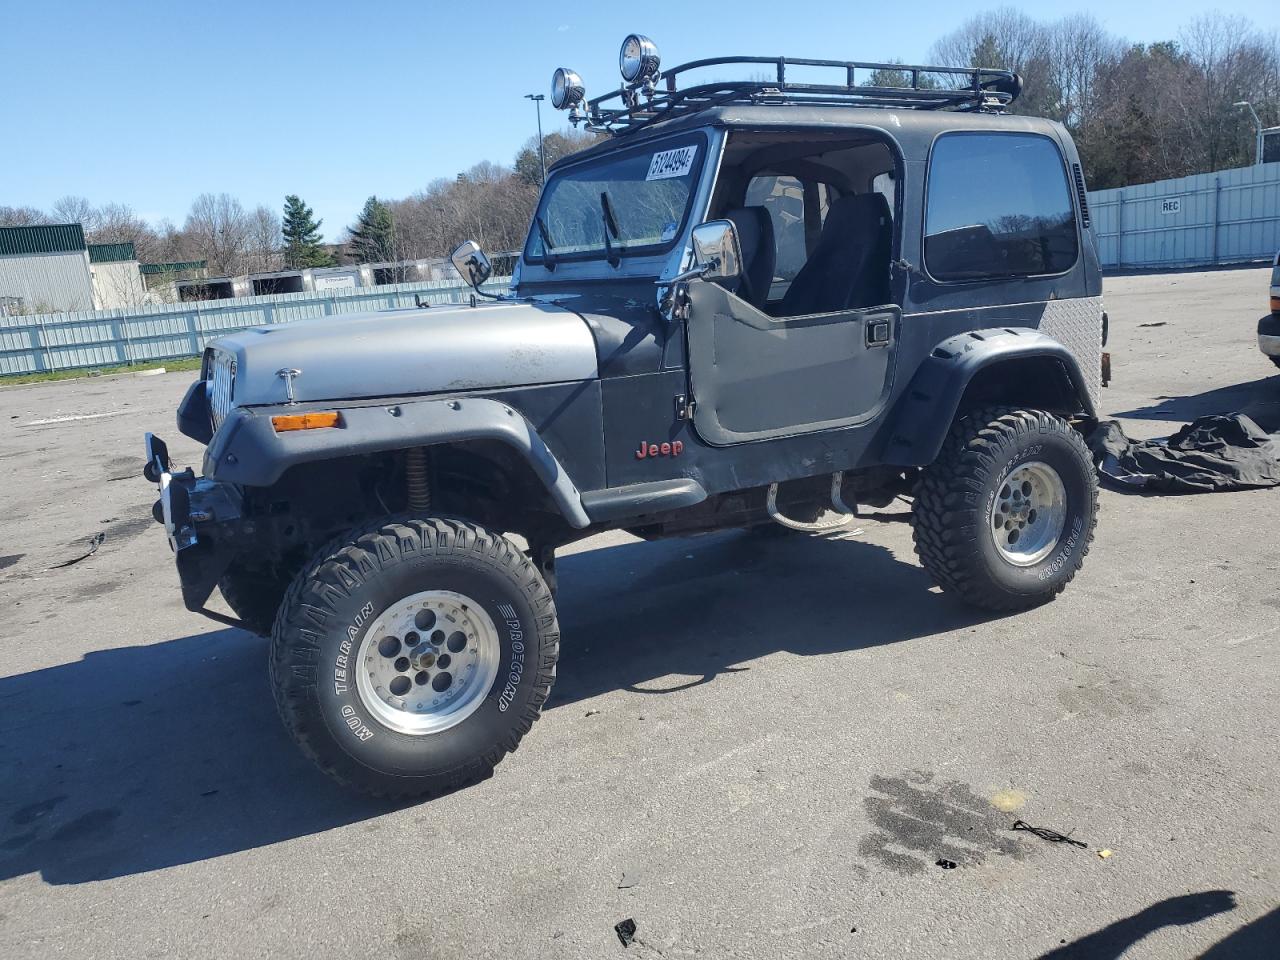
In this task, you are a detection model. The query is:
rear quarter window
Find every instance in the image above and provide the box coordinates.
[925,132,1078,282]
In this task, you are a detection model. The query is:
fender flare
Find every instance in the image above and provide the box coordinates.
[203,396,591,528]
[882,326,1095,467]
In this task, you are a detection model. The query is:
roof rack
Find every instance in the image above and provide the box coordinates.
[574,56,1023,136]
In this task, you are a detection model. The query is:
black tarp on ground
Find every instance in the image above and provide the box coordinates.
[1087,402,1280,493]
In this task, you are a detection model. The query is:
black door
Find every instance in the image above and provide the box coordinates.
[684,279,899,446]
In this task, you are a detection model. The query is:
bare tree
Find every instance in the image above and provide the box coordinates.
[514,128,603,185]
[51,195,98,229]
[243,205,282,274]
[1046,15,1122,129]
[94,204,162,262]
[1180,14,1280,170]
[0,206,52,226]
[929,8,1061,118]
[184,193,252,275]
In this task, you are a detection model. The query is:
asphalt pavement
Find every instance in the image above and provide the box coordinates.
[0,266,1276,959]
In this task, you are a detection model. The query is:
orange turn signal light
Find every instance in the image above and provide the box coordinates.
[271,411,342,432]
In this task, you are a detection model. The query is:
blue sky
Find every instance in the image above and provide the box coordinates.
[6,0,1277,241]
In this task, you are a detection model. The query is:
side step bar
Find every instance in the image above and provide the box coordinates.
[766,473,858,532]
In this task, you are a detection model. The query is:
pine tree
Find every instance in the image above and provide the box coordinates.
[281,195,333,268]
[346,196,395,264]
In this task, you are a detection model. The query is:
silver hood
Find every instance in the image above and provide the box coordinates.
[210,300,598,406]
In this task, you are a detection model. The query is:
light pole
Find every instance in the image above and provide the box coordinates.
[524,93,547,185]
[1234,100,1263,166]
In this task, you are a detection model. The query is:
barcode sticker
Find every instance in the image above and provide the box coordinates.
[646,146,698,181]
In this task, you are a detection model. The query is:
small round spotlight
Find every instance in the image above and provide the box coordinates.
[619,34,660,84]
[551,67,585,110]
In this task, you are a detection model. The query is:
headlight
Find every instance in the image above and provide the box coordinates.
[619,34,660,84]
[551,67,585,110]
[208,350,236,432]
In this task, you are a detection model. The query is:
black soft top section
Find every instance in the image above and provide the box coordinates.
[551,106,1072,172]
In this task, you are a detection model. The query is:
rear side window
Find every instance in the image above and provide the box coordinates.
[925,132,1078,282]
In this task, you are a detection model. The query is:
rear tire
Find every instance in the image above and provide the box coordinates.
[912,407,1097,611]
[270,516,558,799]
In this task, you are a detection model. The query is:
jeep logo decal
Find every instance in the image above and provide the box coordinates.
[636,439,684,459]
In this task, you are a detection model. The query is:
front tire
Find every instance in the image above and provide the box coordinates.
[270,517,558,799]
[912,407,1097,611]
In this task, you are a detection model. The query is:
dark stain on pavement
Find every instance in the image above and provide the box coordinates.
[77,579,124,600]
[99,514,154,542]
[858,771,1027,875]
[103,456,144,482]
[0,554,23,572]
[1058,675,1163,718]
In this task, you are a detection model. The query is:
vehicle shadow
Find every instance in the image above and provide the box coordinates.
[1197,905,1280,958]
[550,529,994,708]
[1110,370,1279,425]
[0,527,999,886]
[1035,890,1237,959]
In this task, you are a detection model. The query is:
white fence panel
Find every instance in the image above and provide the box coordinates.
[0,276,509,376]
[1089,162,1280,269]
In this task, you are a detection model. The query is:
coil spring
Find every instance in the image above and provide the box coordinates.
[405,447,431,512]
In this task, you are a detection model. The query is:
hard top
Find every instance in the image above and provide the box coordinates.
[550,103,1071,173]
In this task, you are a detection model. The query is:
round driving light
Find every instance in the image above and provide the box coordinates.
[551,67,585,110]
[619,34,660,84]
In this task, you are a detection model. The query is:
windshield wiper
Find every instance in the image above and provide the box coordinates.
[534,214,558,270]
[599,191,621,268]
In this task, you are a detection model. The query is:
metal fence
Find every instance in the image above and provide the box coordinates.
[1089,161,1280,270]
[0,277,511,376]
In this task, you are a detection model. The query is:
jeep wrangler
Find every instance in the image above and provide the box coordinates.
[144,39,1105,798]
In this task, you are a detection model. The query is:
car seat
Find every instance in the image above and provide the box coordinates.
[779,194,891,315]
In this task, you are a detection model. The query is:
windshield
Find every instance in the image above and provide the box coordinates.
[524,133,706,264]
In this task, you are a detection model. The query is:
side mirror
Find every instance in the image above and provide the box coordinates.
[450,240,493,290]
[690,220,742,281]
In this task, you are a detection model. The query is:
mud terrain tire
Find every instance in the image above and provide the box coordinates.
[270,516,558,799]
[912,407,1097,611]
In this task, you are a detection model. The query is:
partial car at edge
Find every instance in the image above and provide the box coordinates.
[1261,251,1280,369]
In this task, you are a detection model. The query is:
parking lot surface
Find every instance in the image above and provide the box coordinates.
[1,267,1277,959]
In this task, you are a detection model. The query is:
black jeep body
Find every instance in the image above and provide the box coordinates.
[145,48,1105,796]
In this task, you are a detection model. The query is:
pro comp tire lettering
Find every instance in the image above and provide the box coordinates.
[1038,516,1084,581]
[496,602,525,713]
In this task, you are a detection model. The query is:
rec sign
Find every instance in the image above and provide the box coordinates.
[1160,197,1182,215]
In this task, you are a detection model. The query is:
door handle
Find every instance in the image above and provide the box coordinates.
[866,319,892,347]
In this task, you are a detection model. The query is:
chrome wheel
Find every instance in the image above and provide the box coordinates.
[990,461,1067,566]
[355,590,500,736]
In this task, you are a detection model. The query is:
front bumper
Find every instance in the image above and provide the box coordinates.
[1260,313,1280,358]
[144,433,246,613]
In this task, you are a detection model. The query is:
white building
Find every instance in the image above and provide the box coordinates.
[89,242,147,309]
[0,224,96,313]
[0,225,147,313]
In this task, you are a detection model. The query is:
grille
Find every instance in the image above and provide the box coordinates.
[208,350,237,432]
